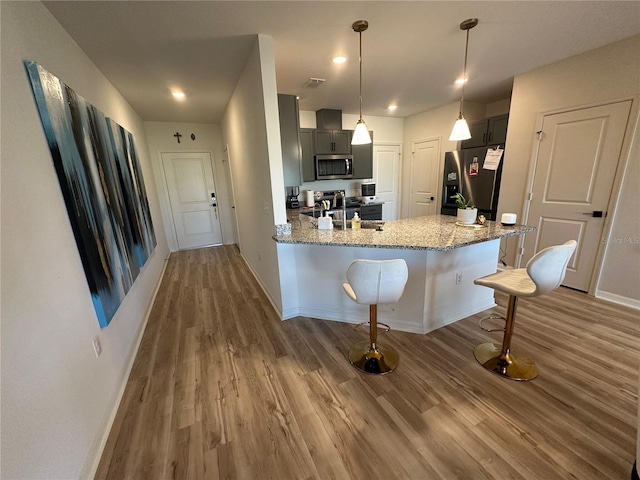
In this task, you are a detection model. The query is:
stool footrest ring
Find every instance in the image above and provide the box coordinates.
[354,322,391,335]
[478,315,506,332]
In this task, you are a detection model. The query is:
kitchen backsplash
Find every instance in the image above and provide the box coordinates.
[297,179,369,200]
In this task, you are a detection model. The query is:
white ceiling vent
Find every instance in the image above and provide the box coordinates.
[304,78,326,88]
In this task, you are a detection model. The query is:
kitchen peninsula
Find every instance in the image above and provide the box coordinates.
[274,215,535,334]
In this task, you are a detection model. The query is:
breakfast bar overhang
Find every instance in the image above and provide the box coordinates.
[273,215,535,334]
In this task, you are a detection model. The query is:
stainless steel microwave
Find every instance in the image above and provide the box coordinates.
[315,154,353,180]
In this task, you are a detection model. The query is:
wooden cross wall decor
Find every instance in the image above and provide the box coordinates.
[173,132,182,143]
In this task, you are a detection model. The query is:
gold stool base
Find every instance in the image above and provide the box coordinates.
[348,340,399,375]
[474,343,538,381]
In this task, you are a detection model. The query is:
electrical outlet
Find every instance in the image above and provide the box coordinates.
[455,271,463,285]
[92,336,102,358]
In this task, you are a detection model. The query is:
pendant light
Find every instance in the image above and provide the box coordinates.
[449,18,478,142]
[351,20,372,145]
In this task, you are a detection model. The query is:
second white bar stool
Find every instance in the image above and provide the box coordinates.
[473,240,577,381]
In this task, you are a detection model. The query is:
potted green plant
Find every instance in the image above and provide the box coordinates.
[451,193,478,225]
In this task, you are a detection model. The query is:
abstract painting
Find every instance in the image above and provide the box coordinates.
[106,118,156,268]
[25,61,156,328]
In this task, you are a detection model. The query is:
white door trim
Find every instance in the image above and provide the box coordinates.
[519,98,637,295]
[223,143,240,248]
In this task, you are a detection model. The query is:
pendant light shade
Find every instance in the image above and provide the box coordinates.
[449,18,478,142]
[352,119,371,145]
[449,115,472,141]
[352,20,372,145]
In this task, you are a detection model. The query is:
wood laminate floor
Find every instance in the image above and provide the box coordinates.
[96,245,639,479]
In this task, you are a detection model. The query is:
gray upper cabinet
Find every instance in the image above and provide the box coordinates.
[462,121,491,149]
[352,131,373,179]
[314,129,352,154]
[314,108,352,155]
[278,94,302,186]
[461,113,509,149]
[300,128,315,182]
[487,114,509,145]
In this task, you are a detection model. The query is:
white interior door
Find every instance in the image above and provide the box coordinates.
[523,101,631,291]
[161,152,223,250]
[410,139,440,217]
[373,144,401,220]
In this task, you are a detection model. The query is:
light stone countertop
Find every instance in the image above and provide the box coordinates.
[274,213,536,251]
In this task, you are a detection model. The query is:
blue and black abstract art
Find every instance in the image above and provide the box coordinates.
[25,61,156,328]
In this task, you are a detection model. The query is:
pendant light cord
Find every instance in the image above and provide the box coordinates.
[460,27,470,117]
[359,29,363,121]
[351,19,370,145]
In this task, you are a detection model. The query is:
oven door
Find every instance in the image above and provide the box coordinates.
[315,155,353,180]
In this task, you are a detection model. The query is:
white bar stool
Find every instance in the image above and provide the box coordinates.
[343,259,408,375]
[473,240,577,381]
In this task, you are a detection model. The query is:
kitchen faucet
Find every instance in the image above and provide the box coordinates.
[335,191,347,230]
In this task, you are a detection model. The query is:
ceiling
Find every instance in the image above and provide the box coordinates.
[44,1,640,124]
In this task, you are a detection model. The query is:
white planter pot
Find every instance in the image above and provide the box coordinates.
[457,208,478,225]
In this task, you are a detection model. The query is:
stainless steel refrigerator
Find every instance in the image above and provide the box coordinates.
[441,147,504,220]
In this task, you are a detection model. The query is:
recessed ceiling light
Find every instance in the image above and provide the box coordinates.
[455,78,468,85]
[332,56,347,64]
[172,91,186,99]
[388,105,398,111]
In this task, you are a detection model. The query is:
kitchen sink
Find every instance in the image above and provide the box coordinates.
[361,222,384,230]
[333,220,385,230]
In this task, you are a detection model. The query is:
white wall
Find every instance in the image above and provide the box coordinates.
[598,116,639,304]
[221,35,285,313]
[144,121,236,250]
[503,35,640,303]
[0,2,169,478]
[485,98,511,118]
[299,110,405,143]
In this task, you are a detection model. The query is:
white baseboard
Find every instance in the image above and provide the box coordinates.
[281,307,300,320]
[85,255,170,479]
[296,307,428,334]
[289,297,497,336]
[595,290,640,310]
[426,297,497,334]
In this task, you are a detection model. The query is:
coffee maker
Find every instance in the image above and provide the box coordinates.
[286,186,300,209]
[359,181,376,204]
